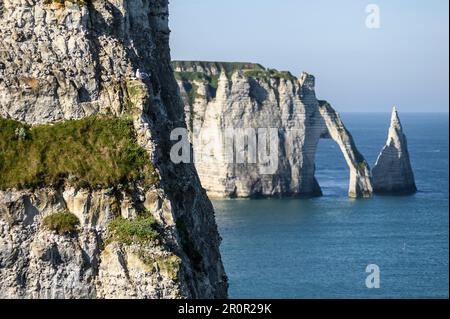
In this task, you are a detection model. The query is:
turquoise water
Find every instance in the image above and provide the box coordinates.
[213,113,449,298]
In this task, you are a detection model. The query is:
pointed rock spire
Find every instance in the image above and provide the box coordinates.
[391,106,400,127]
[372,107,417,194]
[387,106,404,146]
[299,72,315,90]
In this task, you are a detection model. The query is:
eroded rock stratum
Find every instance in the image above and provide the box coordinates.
[0,0,227,299]
[174,61,373,198]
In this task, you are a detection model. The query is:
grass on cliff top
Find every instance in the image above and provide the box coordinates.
[0,116,158,190]
[174,66,297,106]
[42,211,80,236]
[174,72,213,105]
[172,61,296,81]
[172,61,265,78]
[244,69,297,82]
[108,212,159,245]
[175,67,297,105]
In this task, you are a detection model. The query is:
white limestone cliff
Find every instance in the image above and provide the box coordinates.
[318,101,373,198]
[174,61,373,198]
[0,0,227,299]
[0,187,183,299]
[372,107,417,194]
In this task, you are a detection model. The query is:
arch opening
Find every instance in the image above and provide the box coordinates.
[315,138,350,197]
[316,101,373,198]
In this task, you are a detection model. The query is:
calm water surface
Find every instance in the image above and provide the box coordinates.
[213,113,449,298]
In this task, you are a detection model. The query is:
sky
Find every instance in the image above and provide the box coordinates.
[169,0,449,113]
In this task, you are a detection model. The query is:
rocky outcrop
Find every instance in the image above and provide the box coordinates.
[0,187,183,299]
[372,107,417,194]
[318,101,373,198]
[0,1,227,298]
[174,61,373,198]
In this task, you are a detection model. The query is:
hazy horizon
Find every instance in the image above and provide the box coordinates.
[169,0,449,113]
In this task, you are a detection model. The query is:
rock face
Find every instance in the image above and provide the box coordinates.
[174,61,373,198]
[0,187,182,299]
[0,1,227,298]
[372,107,417,194]
[318,101,373,198]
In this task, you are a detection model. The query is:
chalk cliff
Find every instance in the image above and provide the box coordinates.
[318,101,373,198]
[372,107,417,194]
[174,61,373,198]
[0,0,227,298]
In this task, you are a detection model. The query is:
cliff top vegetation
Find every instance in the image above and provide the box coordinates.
[0,116,158,190]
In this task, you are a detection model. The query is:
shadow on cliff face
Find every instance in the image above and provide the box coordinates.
[248,78,269,107]
[86,1,188,121]
[85,1,157,92]
[83,1,227,298]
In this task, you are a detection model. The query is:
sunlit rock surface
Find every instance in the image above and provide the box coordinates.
[174,61,373,198]
[0,0,227,299]
[372,107,417,195]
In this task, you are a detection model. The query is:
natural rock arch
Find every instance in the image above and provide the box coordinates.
[318,101,373,198]
[175,63,373,198]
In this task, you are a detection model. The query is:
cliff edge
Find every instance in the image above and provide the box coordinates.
[174,61,373,198]
[0,0,227,299]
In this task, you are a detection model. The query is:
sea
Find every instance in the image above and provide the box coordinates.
[212,113,449,299]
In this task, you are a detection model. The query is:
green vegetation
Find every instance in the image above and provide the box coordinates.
[157,255,182,281]
[173,62,297,105]
[108,212,159,245]
[126,80,148,104]
[209,75,220,91]
[173,73,202,105]
[187,82,200,106]
[176,218,202,271]
[42,211,80,235]
[174,71,209,84]
[0,116,158,190]
[173,61,266,104]
[137,251,181,281]
[244,69,296,82]
[172,61,265,78]
[357,160,369,171]
[123,80,150,114]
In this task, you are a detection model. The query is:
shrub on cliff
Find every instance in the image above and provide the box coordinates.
[43,211,80,236]
[108,213,159,245]
[0,116,158,190]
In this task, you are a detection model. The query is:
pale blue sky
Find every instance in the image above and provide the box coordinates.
[169,0,449,113]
